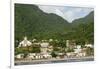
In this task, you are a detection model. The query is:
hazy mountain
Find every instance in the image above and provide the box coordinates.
[71,11,94,27]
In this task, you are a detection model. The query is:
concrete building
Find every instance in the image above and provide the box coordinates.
[40,42,49,54]
[66,40,76,49]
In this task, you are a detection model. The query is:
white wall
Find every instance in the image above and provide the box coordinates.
[0,0,100,69]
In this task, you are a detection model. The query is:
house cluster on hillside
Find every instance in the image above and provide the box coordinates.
[15,37,94,60]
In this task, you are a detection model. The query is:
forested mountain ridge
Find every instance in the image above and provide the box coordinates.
[15,4,70,40]
[71,11,94,27]
[15,4,94,44]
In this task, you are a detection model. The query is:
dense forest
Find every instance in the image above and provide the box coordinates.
[15,4,94,46]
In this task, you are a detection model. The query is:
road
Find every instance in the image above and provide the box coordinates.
[15,56,94,65]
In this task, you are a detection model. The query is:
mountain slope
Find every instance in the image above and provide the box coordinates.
[15,4,70,40]
[15,4,94,44]
[71,11,94,27]
[70,11,94,44]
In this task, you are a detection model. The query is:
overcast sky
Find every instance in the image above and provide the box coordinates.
[38,5,93,23]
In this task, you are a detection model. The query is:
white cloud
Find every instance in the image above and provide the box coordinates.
[64,11,75,22]
[38,5,93,23]
[55,9,64,17]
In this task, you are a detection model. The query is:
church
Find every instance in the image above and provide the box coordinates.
[18,37,32,47]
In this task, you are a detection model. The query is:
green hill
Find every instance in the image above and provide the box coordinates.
[70,11,94,44]
[15,4,70,40]
[15,4,94,44]
[71,11,94,27]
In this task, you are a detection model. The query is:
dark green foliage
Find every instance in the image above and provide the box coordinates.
[51,52,57,58]
[53,47,60,52]
[15,46,40,55]
[15,47,24,55]
[31,46,40,53]
[66,48,74,52]
[23,51,29,58]
[58,41,66,48]
[71,22,94,45]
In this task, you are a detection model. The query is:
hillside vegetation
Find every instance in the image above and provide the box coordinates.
[15,4,94,45]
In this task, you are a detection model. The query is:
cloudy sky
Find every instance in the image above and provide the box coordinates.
[38,5,93,23]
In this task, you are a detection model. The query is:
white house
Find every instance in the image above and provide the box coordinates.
[77,52,86,57]
[66,52,75,58]
[32,39,37,42]
[48,45,53,52]
[27,53,44,60]
[42,53,52,59]
[74,48,82,53]
[18,37,32,47]
[49,39,53,42]
[85,44,93,48]
[33,42,40,45]
[15,54,24,59]
[40,42,49,54]
[76,45,81,49]
[66,40,69,47]
[74,45,87,57]
[66,40,76,48]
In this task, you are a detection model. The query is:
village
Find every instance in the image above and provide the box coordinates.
[15,36,94,63]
